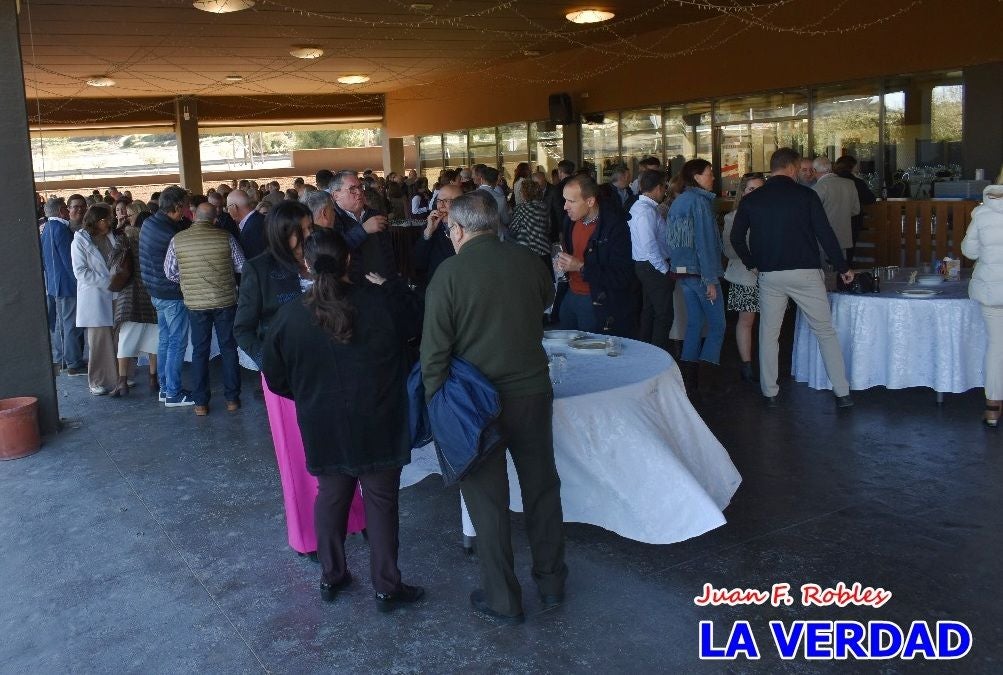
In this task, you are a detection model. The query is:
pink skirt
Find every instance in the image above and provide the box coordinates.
[262,374,366,553]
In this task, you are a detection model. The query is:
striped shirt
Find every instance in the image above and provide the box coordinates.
[508,200,551,257]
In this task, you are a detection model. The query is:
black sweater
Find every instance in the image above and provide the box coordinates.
[261,282,422,476]
[731,175,848,274]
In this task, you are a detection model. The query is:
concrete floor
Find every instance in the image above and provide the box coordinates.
[2,347,1001,673]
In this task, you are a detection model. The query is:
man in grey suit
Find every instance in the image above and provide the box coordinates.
[812,156,860,261]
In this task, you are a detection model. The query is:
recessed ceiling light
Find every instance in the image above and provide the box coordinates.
[225,74,244,82]
[523,50,541,57]
[193,0,255,13]
[409,3,433,10]
[338,75,370,84]
[86,76,116,87]
[565,9,615,24]
[289,46,324,59]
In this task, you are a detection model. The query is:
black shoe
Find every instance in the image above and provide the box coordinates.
[739,361,756,383]
[764,395,780,408]
[835,394,854,408]
[463,535,476,556]
[539,591,565,608]
[375,583,425,613]
[470,589,525,625]
[320,573,352,602]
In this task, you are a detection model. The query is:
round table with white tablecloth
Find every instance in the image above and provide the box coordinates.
[401,336,742,545]
[792,278,987,394]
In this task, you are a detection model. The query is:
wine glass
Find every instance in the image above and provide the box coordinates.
[552,244,566,282]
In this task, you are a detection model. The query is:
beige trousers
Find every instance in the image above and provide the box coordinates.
[981,305,1003,400]
[759,269,850,398]
[86,327,119,390]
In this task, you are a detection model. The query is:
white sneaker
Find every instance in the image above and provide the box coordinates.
[89,386,109,396]
[158,390,167,403]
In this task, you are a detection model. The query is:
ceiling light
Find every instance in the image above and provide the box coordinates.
[565,9,615,24]
[338,75,370,84]
[225,74,244,82]
[289,46,324,59]
[86,76,116,87]
[193,0,255,13]
[409,3,433,10]
[523,50,541,57]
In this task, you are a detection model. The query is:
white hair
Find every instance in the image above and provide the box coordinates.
[812,156,833,176]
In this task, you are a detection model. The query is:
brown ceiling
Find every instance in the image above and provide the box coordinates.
[18,0,755,101]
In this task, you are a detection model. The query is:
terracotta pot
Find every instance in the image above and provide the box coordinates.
[0,397,41,460]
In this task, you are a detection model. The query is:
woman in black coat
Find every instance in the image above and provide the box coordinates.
[235,201,368,560]
[261,228,424,612]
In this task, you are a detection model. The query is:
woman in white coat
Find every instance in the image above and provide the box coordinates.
[961,184,1003,427]
[71,203,119,395]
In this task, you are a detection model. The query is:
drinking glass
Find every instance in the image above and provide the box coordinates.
[605,336,623,357]
[548,353,567,385]
[552,244,567,282]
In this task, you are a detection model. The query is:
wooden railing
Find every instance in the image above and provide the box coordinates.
[856,200,979,268]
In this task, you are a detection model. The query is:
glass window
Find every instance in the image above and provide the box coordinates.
[582,112,620,182]
[498,122,528,187]
[418,135,443,179]
[812,83,881,183]
[620,107,663,180]
[883,71,963,198]
[664,103,712,178]
[529,122,564,176]
[442,130,467,169]
[468,126,497,168]
[715,91,809,124]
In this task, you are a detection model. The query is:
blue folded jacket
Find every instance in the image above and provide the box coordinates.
[407,358,505,486]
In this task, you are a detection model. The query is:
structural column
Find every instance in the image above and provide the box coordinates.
[562,123,582,169]
[174,96,203,194]
[963,62,1003,181]
[382,135,404,176]
[0,0,59,434]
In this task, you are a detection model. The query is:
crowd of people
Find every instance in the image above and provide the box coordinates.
[35,145,1003,622]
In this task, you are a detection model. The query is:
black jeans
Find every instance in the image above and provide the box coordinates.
[634,261,675,352]
[315,467,403,593]
[460,391,568,616]
[189,305,240,406]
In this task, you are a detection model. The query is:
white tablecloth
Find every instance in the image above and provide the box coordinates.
[401,337,742,545]
[792,280,986,393]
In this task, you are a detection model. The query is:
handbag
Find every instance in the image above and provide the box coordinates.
[836,271,875,294]
[107,242,134,292]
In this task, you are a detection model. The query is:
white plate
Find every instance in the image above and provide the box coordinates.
[568,337,607,353]
[915,275,945,286]
[543,330,583,342]
[897,289,942,298]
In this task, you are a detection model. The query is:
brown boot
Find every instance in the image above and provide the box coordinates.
[109,375,129,398]
[984,400,1001,428]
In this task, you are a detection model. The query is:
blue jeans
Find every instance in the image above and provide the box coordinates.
[53,296,86,369]
[151,297,190,398]
[679,277,726,364]
[558,291,600,333]
[189,305,241,406]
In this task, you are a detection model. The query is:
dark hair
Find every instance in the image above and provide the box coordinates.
[190,194,208,208]
[638,169,667,195]
[639,156,661,169]
[482,166,499,185]
[158,185,188,214]
[442,169,458,184]
[150,191,161,201]
[302,229,355,344]
[670,158,712,195]
[315,169,335,191]
[557,159,576,176]
[266,200,312,270]
[67,193,87,208]
[834,154,857,172]
[521,177,542,202]
[82,203,112,236]
[513,162,531,182]
[770,148,801,173]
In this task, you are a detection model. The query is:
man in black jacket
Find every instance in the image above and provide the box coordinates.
[555,175,635,337]
[731,148,855,408]
[547,159,575,242]
[329,170,397,280]
[413,183,459,288]
[226,189,266,260]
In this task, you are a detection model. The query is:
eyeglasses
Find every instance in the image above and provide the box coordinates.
[438,198,453,206]
[339,185,363,194]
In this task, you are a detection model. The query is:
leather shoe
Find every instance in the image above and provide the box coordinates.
[835,394,854,408]
[539,591,564,608]
[375,583,424,612]
[225,400,241,412]
[320,573,352,602]
[764,395,780,408]
[470,589,525,624]
[194,405,209,416]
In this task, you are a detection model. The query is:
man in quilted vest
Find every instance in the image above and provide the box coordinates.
[165,202,246,416]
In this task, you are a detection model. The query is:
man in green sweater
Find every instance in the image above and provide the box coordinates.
[420,190,567,625]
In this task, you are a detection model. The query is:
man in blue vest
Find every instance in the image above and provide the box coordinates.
[139,185,195,407]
